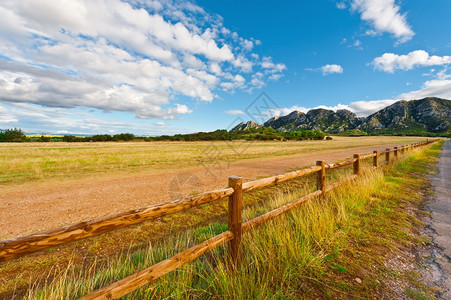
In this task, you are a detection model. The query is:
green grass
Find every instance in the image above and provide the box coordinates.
[22,141,443,299]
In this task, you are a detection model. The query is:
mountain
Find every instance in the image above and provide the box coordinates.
[361,98,450,134]
[230,97,451,136]
[230,120,261,131]
[262,109,362,133]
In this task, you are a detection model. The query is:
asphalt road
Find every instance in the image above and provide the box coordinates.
[428,140,451,299]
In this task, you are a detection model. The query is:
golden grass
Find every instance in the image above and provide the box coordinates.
[19,141,442,299]
[0,136,428,186]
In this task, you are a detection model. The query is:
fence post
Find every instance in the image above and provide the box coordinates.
[316,161,326,199]
[353,154,360,175]
[385,148,390,163]
[228,176,243,269]
[373,151,379,168]
[394,147,398,158]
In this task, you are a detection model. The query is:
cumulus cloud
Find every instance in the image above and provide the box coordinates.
[321,64,343,75]
[396,68,451,100]
[350,0,414,43]
[0,0,286,120]
[267,99,399,118]
[307,64,343,76]
[225,109,245,115]
[0,101,190,135]
[397,79,451,100]
[372,50,451,73]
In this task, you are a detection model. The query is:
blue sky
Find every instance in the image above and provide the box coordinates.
[0,0,450,135]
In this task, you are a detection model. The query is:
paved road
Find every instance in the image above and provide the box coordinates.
[428,140,451,299]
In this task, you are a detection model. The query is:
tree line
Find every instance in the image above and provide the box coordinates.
[0,127,327,142]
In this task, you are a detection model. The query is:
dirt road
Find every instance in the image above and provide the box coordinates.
[424,140,450,299]
[0,142,409,239]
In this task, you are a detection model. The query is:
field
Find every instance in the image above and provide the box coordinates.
[0,136,430,238]
[0,136,429,185]
[0,136,429,239]
[0,138,441,299]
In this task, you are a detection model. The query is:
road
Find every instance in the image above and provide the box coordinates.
[427,140,451,299]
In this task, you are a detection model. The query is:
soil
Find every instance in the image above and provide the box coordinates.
[0,143,402,239]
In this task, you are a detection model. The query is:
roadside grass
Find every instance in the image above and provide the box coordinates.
[0,137,428,186]
[20,141,443,299]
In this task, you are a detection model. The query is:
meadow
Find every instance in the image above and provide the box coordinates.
[18,141,443,299]
[0,136,429,186]
[0,137,439,298]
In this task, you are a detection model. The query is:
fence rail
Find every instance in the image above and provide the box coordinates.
[0,140,437,299]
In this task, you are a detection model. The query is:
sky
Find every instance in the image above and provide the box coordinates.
[0,0,450,135]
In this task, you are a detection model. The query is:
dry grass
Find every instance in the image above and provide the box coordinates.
[17,141,442,299]
[0,136,428,186]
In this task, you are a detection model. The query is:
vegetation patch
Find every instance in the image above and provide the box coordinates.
[19,141,443,299]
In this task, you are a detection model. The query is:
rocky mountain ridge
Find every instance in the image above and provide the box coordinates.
[231,97,450,135]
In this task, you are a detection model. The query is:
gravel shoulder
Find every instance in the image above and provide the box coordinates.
[421,140,451,299]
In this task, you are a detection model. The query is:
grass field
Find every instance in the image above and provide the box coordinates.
[0,136,429,186]
[19,141,443,299]
[0,139,441,299]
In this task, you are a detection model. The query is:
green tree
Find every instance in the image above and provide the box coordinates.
[0,128,27,142]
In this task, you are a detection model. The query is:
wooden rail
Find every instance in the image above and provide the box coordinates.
[0,188,233,261]
[0,140,436,299]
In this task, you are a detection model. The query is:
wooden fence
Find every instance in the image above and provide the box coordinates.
[0,140,436,299]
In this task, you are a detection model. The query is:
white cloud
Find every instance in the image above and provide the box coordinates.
[321,64,344,75]
[397,79,451,100]
[0,101,189,135]
[372,50,451,73]
[0,0,286,120]
[350,0,414,43]
[346,99,398,116]
[166,104,192,117]
[267,99,399,118]
[225,109,245,115]
[306,64,344,76]
[352,40,362,49]
[266,68,451,119]
[336,2,347,10]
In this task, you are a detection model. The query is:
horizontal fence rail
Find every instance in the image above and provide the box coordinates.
[0,139,437,299]
[0,187,233,262]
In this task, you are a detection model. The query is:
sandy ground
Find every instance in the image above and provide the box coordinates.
[0,143,406,239]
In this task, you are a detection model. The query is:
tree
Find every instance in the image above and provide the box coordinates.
[0,128,27,142]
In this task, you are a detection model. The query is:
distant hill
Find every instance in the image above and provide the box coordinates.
[231,97,451,136]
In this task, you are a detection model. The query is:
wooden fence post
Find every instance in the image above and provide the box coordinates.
[228,176,243,269]
[394,147,398,158]
[385,148,390,163]
[373,151,379,168]
[353,154,360,175]
[316,161,326,199]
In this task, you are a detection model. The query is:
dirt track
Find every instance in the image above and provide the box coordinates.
[1,143,407,239]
